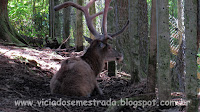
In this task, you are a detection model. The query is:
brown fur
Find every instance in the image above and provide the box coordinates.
[50,40,122,97]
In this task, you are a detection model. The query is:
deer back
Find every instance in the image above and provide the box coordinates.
[50,57,96,96]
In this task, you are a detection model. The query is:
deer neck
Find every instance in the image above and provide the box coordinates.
[81,51,104,76]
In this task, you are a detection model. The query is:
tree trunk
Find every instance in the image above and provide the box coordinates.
[63,0,71,47]
[114,0,140,83]
[107,1,116,77]
[49,0,55,39]
[128,0,140,83]
[54,0,61,40]
[185,0,198,111]
[176,0,185,92]
[157,0,171,101]
[138,0,148,78]
[32,0,36,31]
[0,0,27,45]
[89,2,96,40]
[147,0,157,94]
[197,0,200,48]
[75,0,83,51]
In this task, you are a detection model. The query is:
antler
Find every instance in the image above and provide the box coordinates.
[54,0,129,41]
[109,20,129,38]
[101,0,129,41]
[54,0,111,39]
[102,0,112,40]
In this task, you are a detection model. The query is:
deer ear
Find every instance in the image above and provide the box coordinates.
[83,35,93,44]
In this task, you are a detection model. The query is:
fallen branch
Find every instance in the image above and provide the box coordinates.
[57,32,73,50]
[117,72,131,77]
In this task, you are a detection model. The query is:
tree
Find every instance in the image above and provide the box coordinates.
[138,0,148,79]
[198,0,200,48]
[114,0,148,83]
[185,0,198,111]
[49,0,55,39]
[89,1,96,40]
[0,0,27,45]
[157,0,171,101]
[63,0,71,47]
[75,0,83,51]
[128,0,140,83]
[175,0,185,92]
[107,1,116,77]
[147,0,157,94]
[54,0,61,40]
[32,0,36,31]
[114,0,140,83]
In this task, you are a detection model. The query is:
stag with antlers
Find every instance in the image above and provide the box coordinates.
[50,0,129,97]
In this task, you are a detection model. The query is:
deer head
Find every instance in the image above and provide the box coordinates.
[51,0,129,97]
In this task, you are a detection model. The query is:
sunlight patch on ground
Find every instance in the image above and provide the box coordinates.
[0,45,65,74]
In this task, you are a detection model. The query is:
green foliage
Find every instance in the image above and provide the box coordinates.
[69,27,75,47]
[197,54,200,70]
[13,55,28,63]
[147,0,152,36]
[8,0,49,41]
[169,0,178,19]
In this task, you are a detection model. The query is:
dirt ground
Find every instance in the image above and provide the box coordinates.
[0,44,184,112]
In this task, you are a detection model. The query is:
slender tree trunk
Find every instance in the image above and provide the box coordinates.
[157,0,171,101]
[49,0,55,39]
[176,0,185,92]
[54,0,61,40]
[0,0,27,45]
[128,0,140,83]
[107,1,116,77]
[75,0,83,51]
[63,0,71,48]
[197,0,200,49]
[147,0,157,94]
[107,2,116,76]
[114,0,140,83]
[89,2,96,40]
[198,0,200,110]
[185,0,198,111]
[138,0,148,78]
[108,61,116,77]
[32,0,36,32]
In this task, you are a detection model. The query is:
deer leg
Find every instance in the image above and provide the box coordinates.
[95,81,103,95]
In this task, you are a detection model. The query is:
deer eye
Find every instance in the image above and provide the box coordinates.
[99,42,106,48]
[107,45,112,50]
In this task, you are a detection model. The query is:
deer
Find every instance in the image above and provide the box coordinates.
[50,0,129,97]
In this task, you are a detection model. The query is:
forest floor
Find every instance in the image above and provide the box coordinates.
[0,44,185,112]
